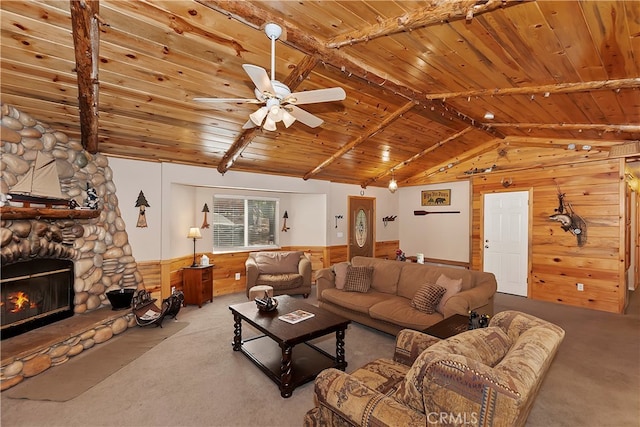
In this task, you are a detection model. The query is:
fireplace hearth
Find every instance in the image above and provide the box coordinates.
[1,259,74,340]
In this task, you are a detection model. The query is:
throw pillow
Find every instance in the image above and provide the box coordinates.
[435,274,463,314]
[333,262,350,290]
[343,265,374,293]
[411,283,447,314]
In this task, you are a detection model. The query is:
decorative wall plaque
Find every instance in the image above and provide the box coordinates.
[421,189,451,206]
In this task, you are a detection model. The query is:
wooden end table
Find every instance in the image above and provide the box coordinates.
[229,295,350,398]
[423,313,469,339]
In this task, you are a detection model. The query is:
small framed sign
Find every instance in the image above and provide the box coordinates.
[421,189,451,206]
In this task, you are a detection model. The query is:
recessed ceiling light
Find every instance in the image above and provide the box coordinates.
[483,112,494,120]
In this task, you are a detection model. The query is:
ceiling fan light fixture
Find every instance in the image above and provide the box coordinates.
[282,110,296,128]
[269,105,284,122]
[249,107,268,126]
[263,116,277,131]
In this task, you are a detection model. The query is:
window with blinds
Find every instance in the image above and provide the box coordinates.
[213,196,278,251]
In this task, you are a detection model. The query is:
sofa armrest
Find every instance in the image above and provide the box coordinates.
[299,256,312,287]
[393,329,442,366]
[442,274,497,317]
[312,368,426,427]
[315,267,336,302]
[245,257,260,297]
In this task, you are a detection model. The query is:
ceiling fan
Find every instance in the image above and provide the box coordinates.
[194,23,346,131]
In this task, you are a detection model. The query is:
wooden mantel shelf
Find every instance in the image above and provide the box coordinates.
[0,206,100,220]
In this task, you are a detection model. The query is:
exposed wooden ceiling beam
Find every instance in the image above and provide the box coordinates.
[217,55,319,174]
[361,127,474,188]
[70,0,100,154]
[425,78,640,100]
[199,0,505,139]
[405,142,502,184]
[326,0,513,49]
[303,101,416,182]
[490,123,640,133]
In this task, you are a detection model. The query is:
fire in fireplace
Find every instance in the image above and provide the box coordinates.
[1,259,75,340]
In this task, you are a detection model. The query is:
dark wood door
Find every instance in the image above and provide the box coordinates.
[348,196,375,260]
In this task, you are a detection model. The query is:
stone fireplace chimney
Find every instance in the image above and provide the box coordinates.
[1,103,144,327]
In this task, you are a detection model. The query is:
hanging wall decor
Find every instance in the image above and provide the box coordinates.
[135,190,150,228]
[421,189,451,206]
[549,181,587,246]
[201,203,210,229]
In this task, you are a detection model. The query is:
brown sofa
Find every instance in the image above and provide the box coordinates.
[304,310,565,427]
[245,251,312,298]
[316,256,497,335]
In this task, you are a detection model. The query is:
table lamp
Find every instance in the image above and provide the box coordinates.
[187,227,202,267]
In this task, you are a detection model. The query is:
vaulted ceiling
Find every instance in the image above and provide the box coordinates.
[2,1,639,188]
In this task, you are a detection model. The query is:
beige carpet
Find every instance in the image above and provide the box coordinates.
[1,289,638,426]
[5,321,188,402]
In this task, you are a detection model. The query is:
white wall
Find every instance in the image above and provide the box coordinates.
[288,193,326,246]
[399,181,470,262]
[107,157,410,261]
[107,158,162,261]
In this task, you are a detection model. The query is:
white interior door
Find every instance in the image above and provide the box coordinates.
[483,191,529,296]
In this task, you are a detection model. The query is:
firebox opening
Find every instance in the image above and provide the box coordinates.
[1,259,75,340]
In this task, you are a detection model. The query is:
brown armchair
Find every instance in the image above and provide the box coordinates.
[245,251,312,298]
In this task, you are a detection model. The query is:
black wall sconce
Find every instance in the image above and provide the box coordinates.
[382,215,397,227]
[334,215,343,228]
[282,211,290,232]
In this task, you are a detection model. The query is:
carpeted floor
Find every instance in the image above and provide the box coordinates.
[1,288,638,427]
[5,321,189,402]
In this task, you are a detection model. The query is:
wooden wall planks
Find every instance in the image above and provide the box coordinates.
[471,158,626,313]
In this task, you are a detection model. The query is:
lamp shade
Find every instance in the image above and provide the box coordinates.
[282,110,296,128]
[187,227,202,239]
[249,106,268,126]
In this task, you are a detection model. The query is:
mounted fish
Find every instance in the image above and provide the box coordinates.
[549,181,587,246]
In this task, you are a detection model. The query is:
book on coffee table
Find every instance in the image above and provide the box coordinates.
[279,309,315,324]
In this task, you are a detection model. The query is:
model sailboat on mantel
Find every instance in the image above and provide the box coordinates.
[8,152,71,208]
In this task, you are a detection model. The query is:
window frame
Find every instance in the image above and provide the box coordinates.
[212,194,280,253]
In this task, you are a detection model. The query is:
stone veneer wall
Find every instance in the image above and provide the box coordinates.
[1,103,144,390]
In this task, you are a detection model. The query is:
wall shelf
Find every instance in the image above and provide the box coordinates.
[0,206,100,220]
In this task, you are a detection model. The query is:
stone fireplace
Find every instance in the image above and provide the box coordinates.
[1,259,75,340]
[1,103,144,390]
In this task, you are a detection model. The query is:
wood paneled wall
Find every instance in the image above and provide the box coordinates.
[471,158,626,313]
[138,241,400,300]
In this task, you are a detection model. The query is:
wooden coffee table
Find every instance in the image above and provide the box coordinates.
[229,295,350,398]
[423,313,469,339]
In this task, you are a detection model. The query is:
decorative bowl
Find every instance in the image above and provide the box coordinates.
[256,297,278,312]
[106,289,135,310]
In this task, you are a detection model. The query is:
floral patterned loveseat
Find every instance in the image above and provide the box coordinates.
[303,310,565,427]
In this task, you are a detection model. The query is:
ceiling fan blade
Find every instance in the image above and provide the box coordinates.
[287,105,324,128]
[242,119,257,129]
[193,97,261,104]
[286,87,346,105]
[242,64,275,95]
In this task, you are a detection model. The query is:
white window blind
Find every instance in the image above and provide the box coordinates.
[213,196,278,251]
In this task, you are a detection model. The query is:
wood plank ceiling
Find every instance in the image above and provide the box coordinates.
[1,1,639,188]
